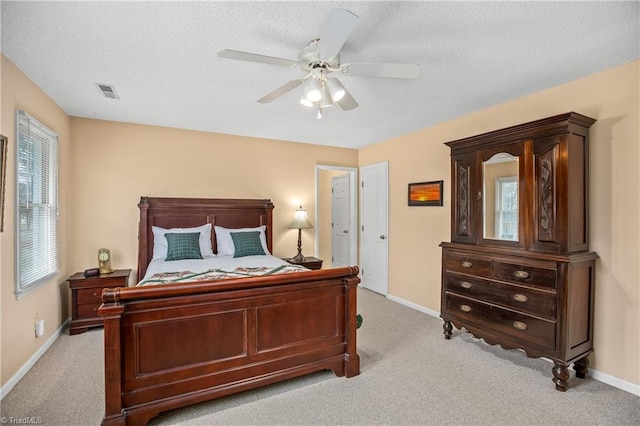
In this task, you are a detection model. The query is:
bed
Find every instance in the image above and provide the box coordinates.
[98,197,361,425]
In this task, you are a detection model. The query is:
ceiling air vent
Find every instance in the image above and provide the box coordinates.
[96,83,119,100]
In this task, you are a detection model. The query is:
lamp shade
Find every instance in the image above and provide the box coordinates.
[320,84,333,109]
[326,78,346,102]
[299,96,314,108]
[289,206,313,229]
[304,78,322,102]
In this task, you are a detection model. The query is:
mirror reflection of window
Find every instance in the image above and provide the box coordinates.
[495,176,518,240]
[483,153,518,241]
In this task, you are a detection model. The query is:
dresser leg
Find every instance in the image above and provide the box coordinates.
[552,362,570,391]
[443,320,452,340]
[574,356,589,379]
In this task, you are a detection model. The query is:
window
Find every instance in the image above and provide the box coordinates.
[15,110,59,298]
[495,176,518,241]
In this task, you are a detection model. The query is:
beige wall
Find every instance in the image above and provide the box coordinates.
[359,60,640,386]
[1,55,71,386]
[68,118,358,279]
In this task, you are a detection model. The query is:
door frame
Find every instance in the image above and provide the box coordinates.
[315,165,358,266]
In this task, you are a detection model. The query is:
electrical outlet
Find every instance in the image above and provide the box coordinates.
[34,313,44,337]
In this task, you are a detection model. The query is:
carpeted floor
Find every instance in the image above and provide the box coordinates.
[1,288,638,425]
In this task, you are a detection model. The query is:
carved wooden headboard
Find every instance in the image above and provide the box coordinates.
[137,197,274,282]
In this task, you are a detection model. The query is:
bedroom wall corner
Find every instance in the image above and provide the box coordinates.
[0,55,72,392]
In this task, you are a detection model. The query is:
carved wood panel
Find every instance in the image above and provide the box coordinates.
[451,154,475,244]
[457,163,470,235]
[532,137,564,252]
[536,146,557,242]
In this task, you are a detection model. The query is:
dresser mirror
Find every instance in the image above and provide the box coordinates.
[483,152,518,241]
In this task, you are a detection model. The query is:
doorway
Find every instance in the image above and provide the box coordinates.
[315,165,357,268]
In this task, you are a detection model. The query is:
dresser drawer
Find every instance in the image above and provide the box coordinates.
[443,250,491,276]
[76,288,104,303]
[444,293,556,350]
[444,272,557,319]
[493,261,557,290]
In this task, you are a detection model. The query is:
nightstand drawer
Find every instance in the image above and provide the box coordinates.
[445,272,557,319]
[76,288,104,303]
[77,302,101,320]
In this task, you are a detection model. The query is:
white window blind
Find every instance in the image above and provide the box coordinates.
[15,110,59,298]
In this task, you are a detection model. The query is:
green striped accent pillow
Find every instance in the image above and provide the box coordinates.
[165,232,203,261]
[231,231,266,258]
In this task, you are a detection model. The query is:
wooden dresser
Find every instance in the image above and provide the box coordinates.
[68,269,131,335]
[440,113,597,391]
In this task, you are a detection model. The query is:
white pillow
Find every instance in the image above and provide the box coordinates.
[152,223,214,260]
[214,225,270,256]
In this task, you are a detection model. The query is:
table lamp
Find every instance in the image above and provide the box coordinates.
[289,206,313,262]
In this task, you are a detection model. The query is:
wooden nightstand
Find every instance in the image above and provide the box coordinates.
[68,269,131,335]
[282,256,323,270]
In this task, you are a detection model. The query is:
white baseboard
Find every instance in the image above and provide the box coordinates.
[385,293,640,397]
[386,293,441,318]
[0,317,70,400]
[589,369,640,396]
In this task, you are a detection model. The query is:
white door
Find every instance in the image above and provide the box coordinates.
[360,162,389,295]
[332,174,350,267]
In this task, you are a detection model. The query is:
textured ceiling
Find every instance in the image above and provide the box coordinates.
[1,1,638,149]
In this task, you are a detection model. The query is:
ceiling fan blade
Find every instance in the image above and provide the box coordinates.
[317,9,358,61]
[341,63,421,79]
[335,86,358,111]
[257,79,305,103]
[217,49,299,68]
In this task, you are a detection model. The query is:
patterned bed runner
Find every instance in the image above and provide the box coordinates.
[138,264,309,286]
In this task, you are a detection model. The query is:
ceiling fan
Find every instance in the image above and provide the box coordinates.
[217,9,421,119]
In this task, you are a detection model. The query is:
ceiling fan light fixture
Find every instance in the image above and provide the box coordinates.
[299,96,314,108]
[320,85,333,109]
[326,78,346,102]
[219,9,421,116]
[304,78,322,102]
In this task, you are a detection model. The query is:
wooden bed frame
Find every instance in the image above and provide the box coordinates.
[98,197,360,425]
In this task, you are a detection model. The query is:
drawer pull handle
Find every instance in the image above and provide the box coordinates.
[513,270,530,279]
[513,321,528,331]
[460,304,472,313]
[513,294,529,303]
[93,292,98,298]
[461,261,473,268]
[460,281,472,289]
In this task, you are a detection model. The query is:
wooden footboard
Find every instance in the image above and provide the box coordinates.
[98,267,360,426]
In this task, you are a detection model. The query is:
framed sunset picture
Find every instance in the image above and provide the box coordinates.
[408,180,443,206]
